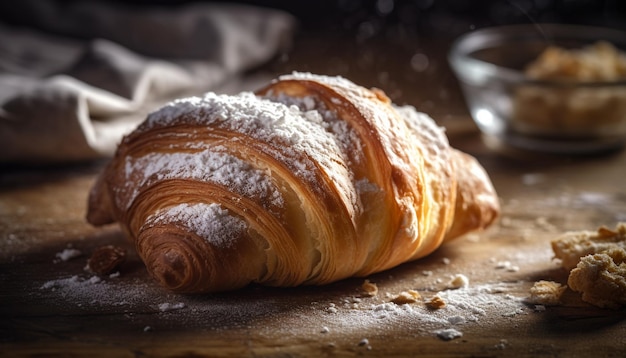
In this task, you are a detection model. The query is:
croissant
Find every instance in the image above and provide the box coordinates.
[87,72,499,293]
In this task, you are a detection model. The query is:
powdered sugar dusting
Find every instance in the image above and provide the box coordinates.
[158,302,186,312]
[395,104,448,159]
[55,248,82,262]
[39,275,140,307]
[265,93,365,167]
[137,91,358,216]
[145,203,247,248]
[37,275,526,334]
[435,328,463,341]
[251,280,528,345]
[36,249,529,344]
[123,148,283,212]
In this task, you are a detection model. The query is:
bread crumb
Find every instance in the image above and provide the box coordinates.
[527,280,566,305]
[552,223,626,270]
[55,248,82,262]
[86,245,127,275]
[358,337,372,350]
[426,295,446,309]
[550,223,626,308]
[568,247,626,309]
[447,274,469,289]
[495,261,519,272]
[495,261,510,269]
[435,328,463,341]
[361,279,378,297]
[390,290,421,304]
[495,339,509,349]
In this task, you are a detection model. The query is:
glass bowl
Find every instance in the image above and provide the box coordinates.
[448,24,626,154]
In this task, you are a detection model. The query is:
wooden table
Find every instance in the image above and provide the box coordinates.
[2,30,626,357]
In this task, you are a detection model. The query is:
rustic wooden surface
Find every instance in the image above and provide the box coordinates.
[2,29,626,358]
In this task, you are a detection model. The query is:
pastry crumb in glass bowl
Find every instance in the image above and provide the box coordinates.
[449,24,626,154]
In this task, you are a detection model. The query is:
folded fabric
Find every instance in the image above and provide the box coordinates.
[0,0,296,164]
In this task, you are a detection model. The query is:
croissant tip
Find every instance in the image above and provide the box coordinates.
[138,229,204,293]
[148,248,189,291]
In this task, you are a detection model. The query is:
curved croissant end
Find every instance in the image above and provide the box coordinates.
[86,72,499,293]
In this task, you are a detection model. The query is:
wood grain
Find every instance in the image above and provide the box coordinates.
[2,139,625,357]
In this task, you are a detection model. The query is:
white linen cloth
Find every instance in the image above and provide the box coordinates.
[0,0,295,164]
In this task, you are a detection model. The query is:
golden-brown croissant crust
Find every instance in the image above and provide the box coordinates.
[87,72,499,293]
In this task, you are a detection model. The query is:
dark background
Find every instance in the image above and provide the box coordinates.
[1,0,625,39]
[2,0,625,122]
